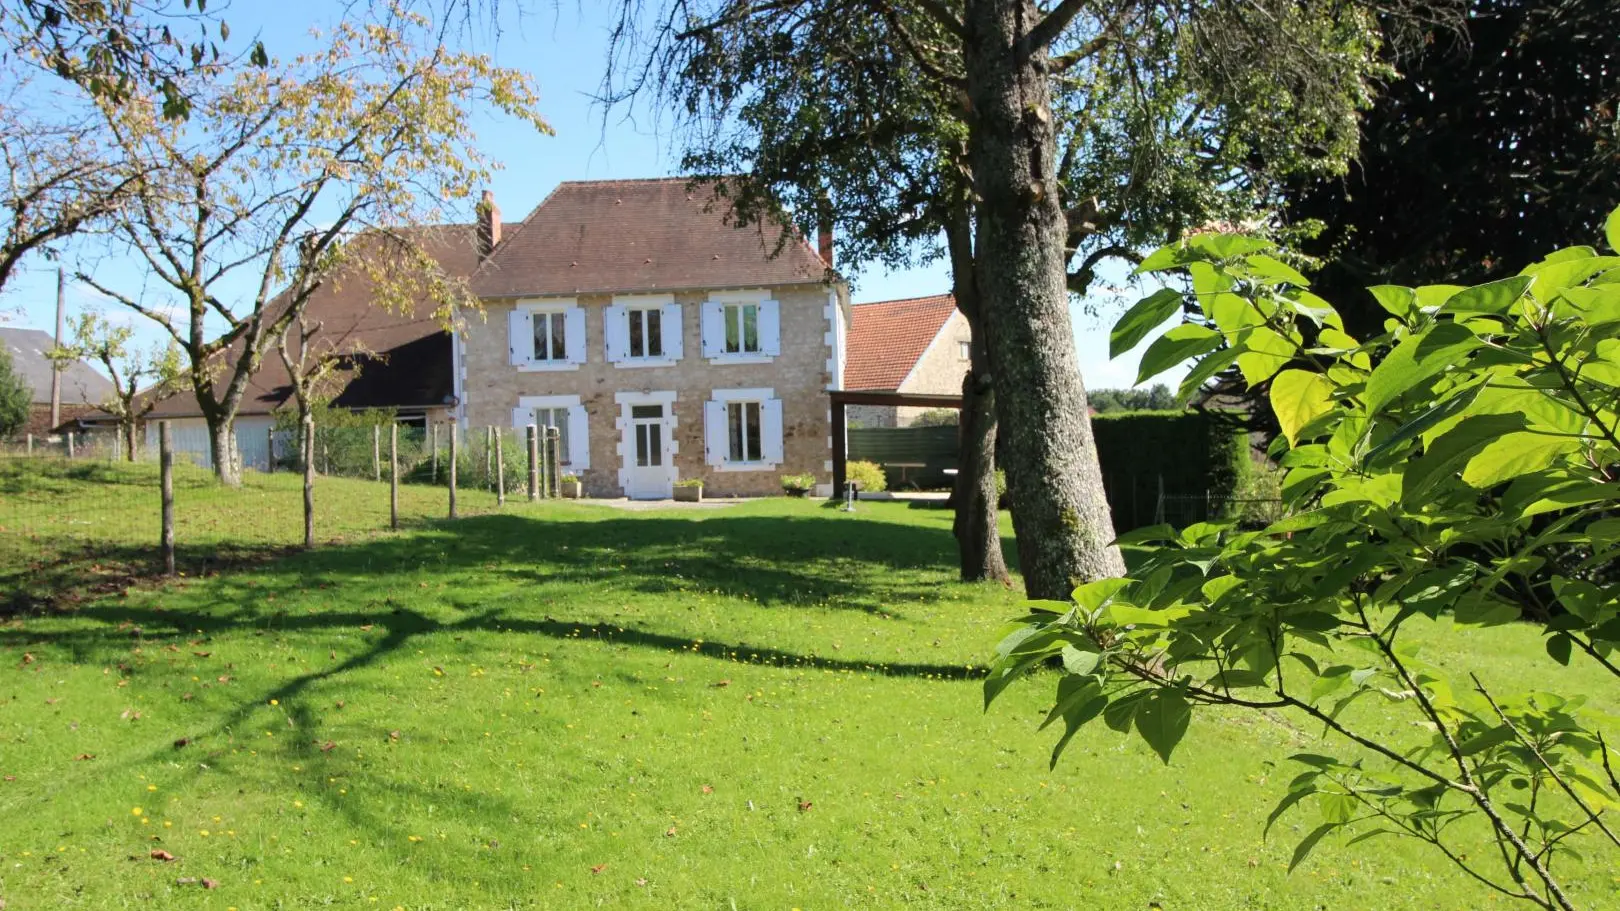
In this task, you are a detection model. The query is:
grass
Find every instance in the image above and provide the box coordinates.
[2,462,1617,909]
[0,457,508,610]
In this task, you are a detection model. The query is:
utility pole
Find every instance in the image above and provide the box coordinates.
[50,268,64,429]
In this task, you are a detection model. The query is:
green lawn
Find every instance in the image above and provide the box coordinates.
[1,463,1616,909]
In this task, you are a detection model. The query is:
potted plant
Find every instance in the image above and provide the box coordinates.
[673,477,704,502]
[780,472,815,497]
[559,473,583,499]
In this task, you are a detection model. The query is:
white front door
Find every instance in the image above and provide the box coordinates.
[625,403,674,499]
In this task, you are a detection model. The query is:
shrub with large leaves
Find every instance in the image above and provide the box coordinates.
[989,207,1620,910]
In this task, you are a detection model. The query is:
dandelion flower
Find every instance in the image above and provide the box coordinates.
[131,807,143,816]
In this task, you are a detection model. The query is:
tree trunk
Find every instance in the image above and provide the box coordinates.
[203,409,242,487]
[945,208,1009,584]
[961,0,1126,598]
[123,419,136,462]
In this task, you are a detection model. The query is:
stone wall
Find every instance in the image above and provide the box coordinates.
[458,283,840,498]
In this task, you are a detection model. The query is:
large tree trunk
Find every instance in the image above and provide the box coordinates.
[123,419,136,462]
[961,0,1126,598]
[945,209,1009,584]
[204,412,242,486]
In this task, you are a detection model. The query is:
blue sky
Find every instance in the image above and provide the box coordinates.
[0,1,1186,391]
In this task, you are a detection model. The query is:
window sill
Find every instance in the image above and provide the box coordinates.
[710,460,780,473]
[516,361,581,372]
[612,358,680,369]
[707,354,775,366]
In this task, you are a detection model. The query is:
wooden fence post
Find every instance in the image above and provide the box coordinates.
[266,427,275,474]
[159,421,175,576]
[485,425,495,490]
[66,431,74,459]
[25,433,32,456]
[527,424,539,501]
[495,427,506,506]
[302,415,315,549]
[373,424,381,482]
[447,422,459,519]
[389,423,399,530]
[431,423,440,482]
[547,427,562,498]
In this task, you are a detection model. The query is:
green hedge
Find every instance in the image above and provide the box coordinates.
[1091,410,1248,531]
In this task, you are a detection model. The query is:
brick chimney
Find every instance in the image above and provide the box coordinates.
[476,189,501,259]
[817,217,834,269]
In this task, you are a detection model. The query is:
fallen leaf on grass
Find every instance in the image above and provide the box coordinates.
[74,753,95,761]
[22,653,34,664]
[701,784,713,794]
[711,680,730,688]
[319,741,337,752]
[590,864,607,875]
[664,827,676,837]
[149,850,175,862]
[173,738,191,749]
[389,730,401,742]
[634,877,648,887]
[202,878,217,889]
[798,800,813,812]
[193,652,211,658]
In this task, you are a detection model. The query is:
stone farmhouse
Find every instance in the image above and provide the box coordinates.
[457,178,849,498]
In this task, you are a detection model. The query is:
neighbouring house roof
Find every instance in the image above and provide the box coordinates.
[469,178,833,298]
[844,293,958,391]
[0,326,115,406]
[138,224,479,420]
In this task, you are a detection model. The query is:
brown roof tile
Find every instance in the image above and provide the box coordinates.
[141,225,478,419]
[845,293,957,391]
[469,178,831,298]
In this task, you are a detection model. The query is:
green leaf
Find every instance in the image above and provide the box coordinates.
[1175,347,1240,404]
[1368,285,1416,319]
[1102,690,1149,733]
[1289,823,1338,873]
[1362,382,1484,468]
[1442,275,1533,315]
[1457,725,1516,756]
[1318,792,1356,825]
[1270,370,1336,446]
[1235,326,1296,386]
[1363,322,1481,415]
[1136,324,1221,385]
[1060,645,1100,676]
[1111,288,1184,358]
[1072,578,1134,613]
[1247,254,1310,286]
[1184,233,1272,260]
[1265,786,1314,839]
[1546,633,1573,666]
[1401,414,1528,505]
[1606,205,1620,254]
[1460,434,1580,488]
[1134,689,1192,764]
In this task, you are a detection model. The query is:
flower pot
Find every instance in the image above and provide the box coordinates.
[560,479,582,499]
[673,485,703,502]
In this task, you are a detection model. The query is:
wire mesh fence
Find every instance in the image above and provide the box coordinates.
[1,420,567,609]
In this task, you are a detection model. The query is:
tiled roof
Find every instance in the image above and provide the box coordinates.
[1,326,115,405]
[141,225,478,419]
[469,178,832,298]
[844,293,957,391]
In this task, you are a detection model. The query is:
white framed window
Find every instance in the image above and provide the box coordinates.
[701,291,780,363]
[704,387,784,471]
[508,301,585,371]
[959,340,971,360]
[605,294,683,367]
[511,394,589,469]
[724,303,760,355]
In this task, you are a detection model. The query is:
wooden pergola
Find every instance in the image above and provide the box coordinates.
[829,389,963,496]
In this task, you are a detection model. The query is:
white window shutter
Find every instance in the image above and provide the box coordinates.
[662,302,684,361]
[762,397,784,464]
[603,304,627,363]
[565,306,587,365]
[508,308,531,366]
[701,301,723,358]
[759,299,781,357]
[704,400,727,466]
[567,403,590,469]
[511,406,532,429]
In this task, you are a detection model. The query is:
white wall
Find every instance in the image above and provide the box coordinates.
[145,416,276,472]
